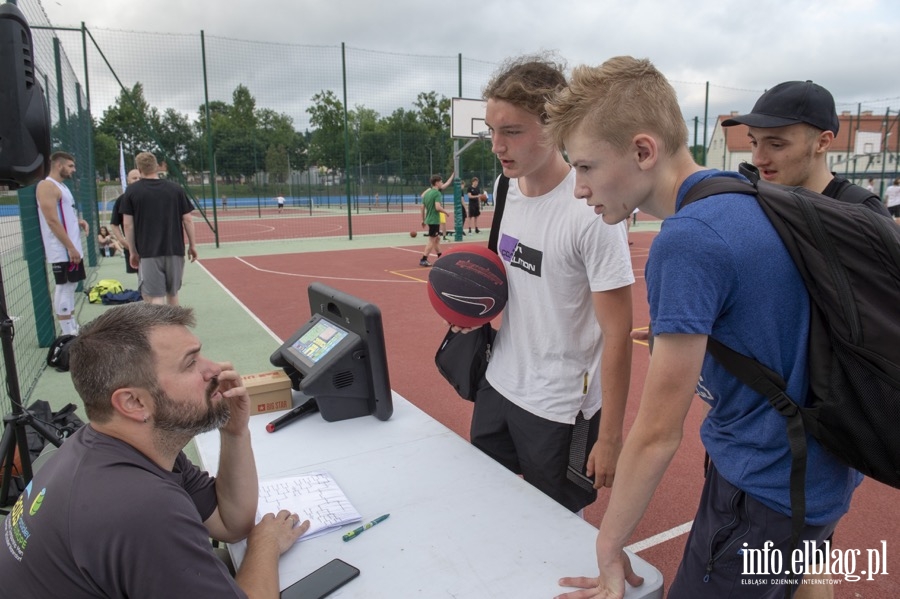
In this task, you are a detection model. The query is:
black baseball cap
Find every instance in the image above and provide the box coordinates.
[722,81,839,135]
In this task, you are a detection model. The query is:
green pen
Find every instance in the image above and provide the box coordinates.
[342,513,390,542]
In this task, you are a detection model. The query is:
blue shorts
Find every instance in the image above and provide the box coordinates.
[668,463,837,599]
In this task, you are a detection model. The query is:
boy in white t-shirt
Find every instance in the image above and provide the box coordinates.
[471,55,635,514]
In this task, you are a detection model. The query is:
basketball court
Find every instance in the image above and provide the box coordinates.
[180,98,900,597]
[193,223,898,597]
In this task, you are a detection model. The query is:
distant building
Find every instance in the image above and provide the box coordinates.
[707,111,900,190]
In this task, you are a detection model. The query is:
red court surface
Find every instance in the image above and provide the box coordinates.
[191,207,495,243]
[201,233,899,598]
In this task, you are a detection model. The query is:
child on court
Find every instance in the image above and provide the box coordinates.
[544,56,861,599]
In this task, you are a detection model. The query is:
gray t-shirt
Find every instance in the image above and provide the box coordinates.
[0,425,247,598]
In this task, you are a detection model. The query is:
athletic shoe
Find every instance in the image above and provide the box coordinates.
[475,228,480,233]
[468,228,472,233]
[419,259,431,267]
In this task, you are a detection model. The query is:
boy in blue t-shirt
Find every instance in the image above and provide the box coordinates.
[544,57,861,599]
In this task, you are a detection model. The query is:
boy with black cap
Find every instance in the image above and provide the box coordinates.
[722,80,889,216]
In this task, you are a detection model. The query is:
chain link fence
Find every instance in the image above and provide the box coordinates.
[7,0,900,412]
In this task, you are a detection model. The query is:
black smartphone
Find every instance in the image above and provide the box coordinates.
[280,558,360,599]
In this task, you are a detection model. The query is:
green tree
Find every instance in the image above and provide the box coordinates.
[97,83,158,157]
[413,91,453,176]
[265,144,289,187]
[92,130,119,180]
[306,90,346,172]
[156,108,195,167]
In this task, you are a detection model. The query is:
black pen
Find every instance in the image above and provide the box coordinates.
[265,399,319,433]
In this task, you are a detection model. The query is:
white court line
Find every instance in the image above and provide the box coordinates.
[233,256,418,283]
[196,261,284,344]
[626,520,693,554]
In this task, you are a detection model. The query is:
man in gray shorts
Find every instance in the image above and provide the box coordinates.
[121,152,197,305]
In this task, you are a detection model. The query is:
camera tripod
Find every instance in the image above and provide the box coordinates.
[0,276,63,508]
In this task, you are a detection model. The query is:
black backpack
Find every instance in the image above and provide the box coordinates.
[46,334,77,372]
[682,163,900,548]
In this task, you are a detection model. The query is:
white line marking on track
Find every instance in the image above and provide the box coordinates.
[626,521,693,554]
[233,256,418,283]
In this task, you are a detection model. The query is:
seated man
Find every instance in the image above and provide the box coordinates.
[0,303,310,598]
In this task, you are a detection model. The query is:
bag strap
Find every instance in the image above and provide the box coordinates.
[488,175,510,254]
[707,334,808,558]
[680,167,809,557]
[681,176,757,208]
[832,178,879,205]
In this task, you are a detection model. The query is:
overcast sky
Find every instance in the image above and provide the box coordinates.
[34,0,900,134]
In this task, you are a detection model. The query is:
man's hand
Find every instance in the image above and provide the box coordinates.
[79,219,89,233]
[187,244,198,263]
[67,246,82,264]
[555,550,643,599]
[586,435,623,489]
[129,251,140,270]
[248,510,311,555]
[213,363,251,436]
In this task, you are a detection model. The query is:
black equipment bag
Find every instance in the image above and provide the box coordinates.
[434,176,509,400]
[682,163,900,549]
[46,334,77,372]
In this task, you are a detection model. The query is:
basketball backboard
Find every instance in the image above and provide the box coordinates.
[451,97,490,139]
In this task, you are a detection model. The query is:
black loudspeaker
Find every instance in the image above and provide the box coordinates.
[0,3,50,190]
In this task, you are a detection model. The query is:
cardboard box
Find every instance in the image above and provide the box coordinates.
[243,370,293,415]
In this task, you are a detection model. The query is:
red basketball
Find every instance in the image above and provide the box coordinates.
[427,245,508,328]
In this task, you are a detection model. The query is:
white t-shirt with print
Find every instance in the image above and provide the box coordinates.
[486,169,634,424]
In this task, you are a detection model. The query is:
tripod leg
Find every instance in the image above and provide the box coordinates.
[0,417,27,506]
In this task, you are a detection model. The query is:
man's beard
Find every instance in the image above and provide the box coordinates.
[151,377,231,442]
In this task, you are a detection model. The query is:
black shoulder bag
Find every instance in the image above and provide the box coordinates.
[434,176,509,400]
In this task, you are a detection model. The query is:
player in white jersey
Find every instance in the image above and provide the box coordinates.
[35,151,89,335]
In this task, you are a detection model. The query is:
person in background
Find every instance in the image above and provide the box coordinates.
[35,151,89,336]
[419,173,452,266]
[121,152,198,305]
[466,176,483,233]
[97,226,121,257]
[884,177,900,222]
[110,168,142,277]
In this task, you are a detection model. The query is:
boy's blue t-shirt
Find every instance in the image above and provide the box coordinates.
[646,169,860,525]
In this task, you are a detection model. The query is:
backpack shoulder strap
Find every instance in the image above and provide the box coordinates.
[488,175,510,254]
[831,179,891,216]
[705,338,808,555]
[832,179,877,205]
[681,176,757,208]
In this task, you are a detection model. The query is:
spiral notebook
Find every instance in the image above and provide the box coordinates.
[256,471,361,541]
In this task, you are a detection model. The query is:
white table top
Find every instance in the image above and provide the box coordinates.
[195,392,663,598]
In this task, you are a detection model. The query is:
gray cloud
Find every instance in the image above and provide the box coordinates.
[35,0,900,135]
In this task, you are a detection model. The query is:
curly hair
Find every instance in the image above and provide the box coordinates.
[483,54,567,122]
